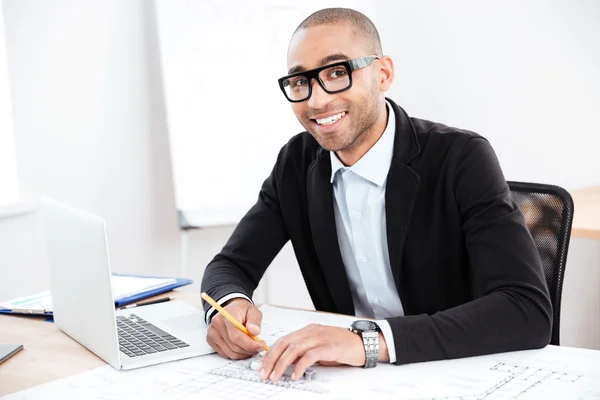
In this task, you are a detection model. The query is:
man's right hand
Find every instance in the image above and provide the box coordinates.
[206,298,265,360]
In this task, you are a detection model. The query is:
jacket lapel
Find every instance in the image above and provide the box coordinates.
[385,99,422,290]
[307,154,355,316]
[305,99,421,315]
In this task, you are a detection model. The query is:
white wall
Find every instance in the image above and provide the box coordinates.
[0,0,279,305]
[560,238,600,350]
[0,4,18,206]
[4,0,177,277]
[373,0,600,191]
[0,204,47,300]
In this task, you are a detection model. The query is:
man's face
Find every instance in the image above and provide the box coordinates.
[286,24,382,152]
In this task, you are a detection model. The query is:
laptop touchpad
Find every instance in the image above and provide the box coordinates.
[162,315,205,332]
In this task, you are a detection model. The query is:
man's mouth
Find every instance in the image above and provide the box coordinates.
[312,112,346,126]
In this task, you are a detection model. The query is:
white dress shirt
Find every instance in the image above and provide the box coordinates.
[207,102,404,363]
[329,101,404,363]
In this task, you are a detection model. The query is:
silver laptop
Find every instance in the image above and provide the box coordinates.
[38,197,214,370]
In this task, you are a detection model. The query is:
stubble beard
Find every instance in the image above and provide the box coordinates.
[305,95,380,153]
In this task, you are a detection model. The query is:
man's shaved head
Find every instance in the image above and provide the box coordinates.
[293,8,383,57]
[285,7,394,165]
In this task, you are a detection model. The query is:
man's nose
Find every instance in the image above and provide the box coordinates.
[307,79,334,110]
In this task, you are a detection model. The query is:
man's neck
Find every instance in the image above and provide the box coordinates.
[335,102,389,167]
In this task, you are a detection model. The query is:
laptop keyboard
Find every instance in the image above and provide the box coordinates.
[117,314,190,358]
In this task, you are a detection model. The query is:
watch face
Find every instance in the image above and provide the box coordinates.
[352,320,378,332]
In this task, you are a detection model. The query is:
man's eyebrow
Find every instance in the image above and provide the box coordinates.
[318,53,350,66]
[287,53,351,75]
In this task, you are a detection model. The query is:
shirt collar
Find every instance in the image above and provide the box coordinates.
[330,101,396,186]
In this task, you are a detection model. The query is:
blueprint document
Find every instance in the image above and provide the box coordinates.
[4,305,600,399]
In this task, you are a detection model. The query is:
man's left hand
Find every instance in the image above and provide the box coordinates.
[259,324,387,381]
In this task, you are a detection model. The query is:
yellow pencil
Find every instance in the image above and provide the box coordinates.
[201,292,269,351]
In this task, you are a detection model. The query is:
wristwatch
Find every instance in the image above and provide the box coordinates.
[349,320,381,368]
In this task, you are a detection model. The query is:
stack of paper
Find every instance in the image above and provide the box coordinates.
[0,274,177,314]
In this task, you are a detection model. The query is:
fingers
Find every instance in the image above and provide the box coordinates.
[222,322,261,356]
[224,301,264,352]
[206,327,236,359]
[205,301,265,360]
[207,322,255,359]
[269,339,321,381]
[291,350,321,380]
[260,325,322,381]
[245,306,263,336]
[223,317,265,353]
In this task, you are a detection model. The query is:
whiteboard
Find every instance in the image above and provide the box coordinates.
[154,0,373,227]
[154,0,600,227]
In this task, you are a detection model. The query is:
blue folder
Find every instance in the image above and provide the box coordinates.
[0,273,193,317]
[111,273,193,307]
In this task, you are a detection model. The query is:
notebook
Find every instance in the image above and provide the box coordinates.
[0,273,192,316]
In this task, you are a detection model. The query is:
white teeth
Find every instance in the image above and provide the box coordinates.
[316,112,345,125]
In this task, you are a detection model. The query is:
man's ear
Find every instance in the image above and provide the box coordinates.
[379,56,394,92]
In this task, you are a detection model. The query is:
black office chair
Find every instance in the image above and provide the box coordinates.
[507,181,574,345]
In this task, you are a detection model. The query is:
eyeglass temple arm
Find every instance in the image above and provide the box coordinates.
[348,55,380,71]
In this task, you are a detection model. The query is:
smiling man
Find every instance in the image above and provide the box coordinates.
[201,8,551,381]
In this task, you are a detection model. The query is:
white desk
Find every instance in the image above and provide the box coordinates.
[2,296,600,399]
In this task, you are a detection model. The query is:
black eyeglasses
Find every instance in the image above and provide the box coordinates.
[278,55,379,103]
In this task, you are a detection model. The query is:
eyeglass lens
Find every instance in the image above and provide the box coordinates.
[282,64,350,101]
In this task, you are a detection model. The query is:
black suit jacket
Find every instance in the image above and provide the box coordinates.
[201,98,552,365]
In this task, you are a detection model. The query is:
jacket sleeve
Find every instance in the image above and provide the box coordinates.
[386,137,553,364]
[200,147,290,314]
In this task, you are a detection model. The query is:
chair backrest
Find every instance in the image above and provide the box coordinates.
[507,181,574,345]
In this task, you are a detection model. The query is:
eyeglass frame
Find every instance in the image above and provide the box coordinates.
[277,55,380,103]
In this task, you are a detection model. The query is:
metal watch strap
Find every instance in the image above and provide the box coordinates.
[361,331,379,368]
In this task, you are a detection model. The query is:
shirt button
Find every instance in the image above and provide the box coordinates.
[355,212,362,219]
[346,171,353,176]
[361,256,368,263]
[374,297,381,304]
